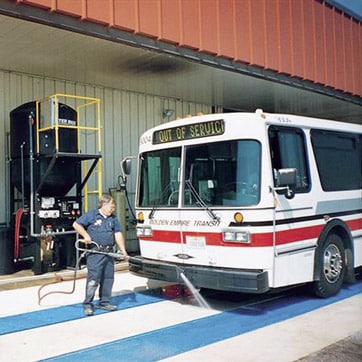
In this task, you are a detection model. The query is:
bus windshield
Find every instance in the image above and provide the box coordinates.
[139,147,181,207]
[139,140,261,208]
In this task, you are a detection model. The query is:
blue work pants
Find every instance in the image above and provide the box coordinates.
[83,253,114,306]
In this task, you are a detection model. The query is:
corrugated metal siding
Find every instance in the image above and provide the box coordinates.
[0,69,212,224]
[18,0,362,97]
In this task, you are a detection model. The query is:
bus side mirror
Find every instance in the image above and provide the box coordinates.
[276,168,297,187]
[275,168,297,199]
[121,157,132,176]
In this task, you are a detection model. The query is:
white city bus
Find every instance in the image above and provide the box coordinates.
[123,109,361,297]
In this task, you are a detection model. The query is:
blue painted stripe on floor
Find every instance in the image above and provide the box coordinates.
[0,290,165,336]
[42,282,362,362]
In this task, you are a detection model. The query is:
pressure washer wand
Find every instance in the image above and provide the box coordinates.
[83,248,125,260]
[75,239,127,260]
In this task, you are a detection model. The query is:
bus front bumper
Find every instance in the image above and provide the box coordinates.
[128,256,269,294]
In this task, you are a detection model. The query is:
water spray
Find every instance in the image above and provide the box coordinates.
[179,272,210,309]
[131,258,210,309]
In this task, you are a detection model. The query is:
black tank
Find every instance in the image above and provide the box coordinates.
[10,101,79,197]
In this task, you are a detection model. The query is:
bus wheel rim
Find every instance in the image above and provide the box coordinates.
[323,244,343,283]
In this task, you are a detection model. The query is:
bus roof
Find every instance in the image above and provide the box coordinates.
[140,109,361,147]
[154,110,360,132]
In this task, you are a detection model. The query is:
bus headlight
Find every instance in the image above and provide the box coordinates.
[223,232,235,241]
[235,232,250,242]
[223,230,250,243]
[137,226,153,237]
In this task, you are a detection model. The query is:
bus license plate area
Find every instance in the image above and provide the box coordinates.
[185,235,206,249]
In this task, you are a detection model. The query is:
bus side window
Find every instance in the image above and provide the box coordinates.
[269,126,310,192]
[311,130,361,191]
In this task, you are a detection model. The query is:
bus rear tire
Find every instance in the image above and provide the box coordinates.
[313,234,345,298]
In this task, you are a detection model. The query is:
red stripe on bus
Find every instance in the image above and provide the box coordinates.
[251,224,324,246]
[346,218,362,230]
[140,217,362,247]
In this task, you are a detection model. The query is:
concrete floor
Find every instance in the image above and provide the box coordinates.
[0,264,361,361]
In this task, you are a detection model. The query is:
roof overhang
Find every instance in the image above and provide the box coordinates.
[0,3,360,124]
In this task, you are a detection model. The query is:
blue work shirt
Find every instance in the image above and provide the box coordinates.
[76,209,122,246]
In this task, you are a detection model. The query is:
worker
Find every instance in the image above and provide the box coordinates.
[73,194,128,316]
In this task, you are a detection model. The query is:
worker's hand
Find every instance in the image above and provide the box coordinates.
[114,250,125,260]
[117,249,128,259]
[122,250,129,258]
[82,236,92,244]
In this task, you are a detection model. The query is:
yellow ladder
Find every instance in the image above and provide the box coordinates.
[35,93,103,211]
[83,157,103,212]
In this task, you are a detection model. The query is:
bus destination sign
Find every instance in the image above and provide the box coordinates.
[152,119,225,144]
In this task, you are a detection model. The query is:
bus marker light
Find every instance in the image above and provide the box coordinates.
[137,212,144,223]
[255,108,266,118]
[234,212,243,223]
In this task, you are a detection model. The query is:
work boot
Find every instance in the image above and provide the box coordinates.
[83,304,94,316]
[97,303,117,311]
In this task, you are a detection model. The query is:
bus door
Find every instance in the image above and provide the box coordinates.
[268,125,312,285]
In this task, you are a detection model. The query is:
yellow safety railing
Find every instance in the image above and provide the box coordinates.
[35,94,102,211]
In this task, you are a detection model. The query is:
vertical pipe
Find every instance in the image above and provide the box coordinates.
[29,112,36,237]
[5,132,11,227]
[20,142,25,208]
[54,96,59,152]
[36,101,40,154]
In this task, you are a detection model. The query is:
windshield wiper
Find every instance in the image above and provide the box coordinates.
[149,182,175,219]
[185,180,219,222]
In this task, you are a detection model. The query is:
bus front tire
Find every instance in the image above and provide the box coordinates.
[313,234,345,298]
